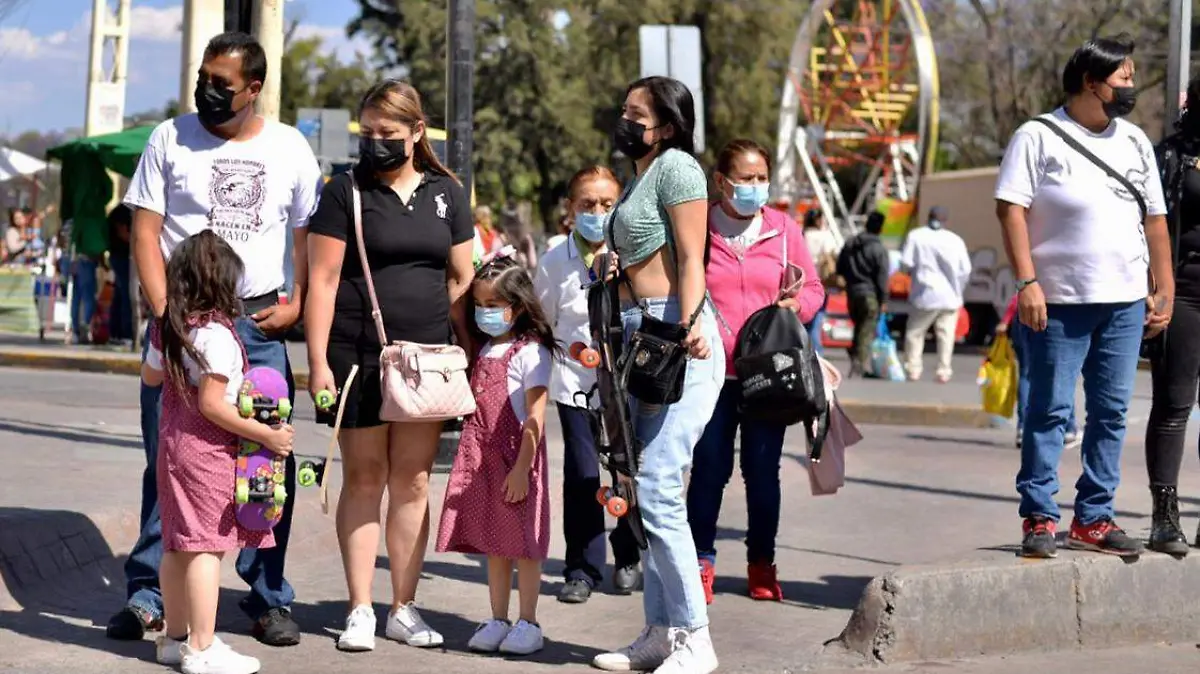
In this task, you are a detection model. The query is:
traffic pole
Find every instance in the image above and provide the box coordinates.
[179,0,225,115]
[1166,0,1192,136]
[446,0,476,198]
[252,0,284,122]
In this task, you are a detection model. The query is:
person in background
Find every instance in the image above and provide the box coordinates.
[995,35,1171,559]
[70,199,108,344]
[803,207,840,353]
[1143,73,1200,556]
[107,204,134,343]
[899,206,972,383]
[535,166,641,605]
[689,138,824,605]
[997,293,1082,451]
[836,211,890,376]
[3,208,29,265]
[473,205,505,263]
[545,209,571,251]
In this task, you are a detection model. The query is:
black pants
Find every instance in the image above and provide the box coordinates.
[848,291,880,371]
[1146,295,1200,486]
[558,404,640,586]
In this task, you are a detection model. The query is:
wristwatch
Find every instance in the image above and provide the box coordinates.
[1015,278,1038,293]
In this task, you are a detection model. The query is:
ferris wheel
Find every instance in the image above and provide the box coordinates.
[773,0,940,245]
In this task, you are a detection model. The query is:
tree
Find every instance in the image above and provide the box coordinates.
[278,23,375,126]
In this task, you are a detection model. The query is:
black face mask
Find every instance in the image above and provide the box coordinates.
[359,137,410,172]
[1099,85,1137,119]
[194,81,244,128]
[614,117,655,160]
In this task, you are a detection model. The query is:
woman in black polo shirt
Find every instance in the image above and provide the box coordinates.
[305,80,475,652]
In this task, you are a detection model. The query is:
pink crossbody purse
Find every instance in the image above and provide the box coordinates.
[349,172,476,422]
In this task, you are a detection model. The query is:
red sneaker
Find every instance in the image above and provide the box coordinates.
[1067,518,1143,557]
[698,559,715,605]
[747,562,783,601]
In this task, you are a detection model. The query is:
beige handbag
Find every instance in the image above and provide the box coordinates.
[349,172,476,422]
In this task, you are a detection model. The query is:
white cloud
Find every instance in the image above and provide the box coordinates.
[292,23,373,62]
[0,27,41,59]
[128,5,182,42]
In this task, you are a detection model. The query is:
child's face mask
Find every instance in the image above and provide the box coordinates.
[474,306,513,337]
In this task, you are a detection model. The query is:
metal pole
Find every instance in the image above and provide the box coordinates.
[446,0,476,196]
[1166,0,1192,136]
[180,0,226,115]
[252,0,284,121]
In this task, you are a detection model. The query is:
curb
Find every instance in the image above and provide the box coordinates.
[835,550,1200,664]
[0,348,995,429]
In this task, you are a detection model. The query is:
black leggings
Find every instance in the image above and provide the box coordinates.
[1145,295,1200,486]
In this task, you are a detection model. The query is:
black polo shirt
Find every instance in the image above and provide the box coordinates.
[308,165,473,347]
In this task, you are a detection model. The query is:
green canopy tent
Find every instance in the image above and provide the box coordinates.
[44,125,155,347]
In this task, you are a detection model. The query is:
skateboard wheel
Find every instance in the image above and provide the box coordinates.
[298,462,317,487]
[238,394,254,418]
[606,496,629,518]
[578,347,601,369]
[315,389,335,410]
[569,341,587,359]
[273,484,287,504]
[596,486,612,506]
[235,480,250,505]
[277,397,292,419]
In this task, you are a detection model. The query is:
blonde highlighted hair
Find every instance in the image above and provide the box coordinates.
[358,79,459,184]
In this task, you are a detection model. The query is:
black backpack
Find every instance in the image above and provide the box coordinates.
[733,305,830,460]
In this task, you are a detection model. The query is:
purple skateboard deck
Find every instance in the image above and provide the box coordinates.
[234,367,292,532]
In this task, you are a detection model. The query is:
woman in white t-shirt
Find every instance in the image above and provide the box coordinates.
[995,35,1173,561]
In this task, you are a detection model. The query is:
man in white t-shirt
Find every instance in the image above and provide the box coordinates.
[995,36,1173,561]
[899,206,972,382]
[109,32,322,652]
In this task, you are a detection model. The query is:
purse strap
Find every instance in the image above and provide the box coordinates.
[1030,116,1147,221]
[348,171,390,346]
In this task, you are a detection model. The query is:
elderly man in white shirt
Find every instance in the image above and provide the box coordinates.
[900,206,973,383]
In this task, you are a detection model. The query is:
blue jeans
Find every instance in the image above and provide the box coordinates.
[621,296,723,630]
[806,309,825,355]
[124,317,298,620]
[1011,321,1077,435]
[687,379,786,565]
[71,257,98,340]
[1016,301,1144,524]
[109,254,133,342]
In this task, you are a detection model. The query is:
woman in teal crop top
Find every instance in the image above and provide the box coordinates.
[591,76,724,674]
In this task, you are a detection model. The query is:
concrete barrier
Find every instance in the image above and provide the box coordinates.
[835,549,1200,663]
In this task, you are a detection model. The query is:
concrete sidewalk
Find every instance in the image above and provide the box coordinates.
[0,332,1126,429]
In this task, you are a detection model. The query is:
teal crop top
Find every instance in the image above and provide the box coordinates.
[608,148,709,268]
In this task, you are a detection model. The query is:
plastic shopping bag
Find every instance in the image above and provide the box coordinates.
[977,334,1017,418]
[868,315,906,382]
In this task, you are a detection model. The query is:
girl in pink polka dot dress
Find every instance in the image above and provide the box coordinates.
[436,250,556,656]
[141,231,295,674]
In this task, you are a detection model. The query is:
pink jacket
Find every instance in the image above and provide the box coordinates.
[706,205,825,376]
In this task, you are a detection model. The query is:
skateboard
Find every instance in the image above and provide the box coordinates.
[570,253,648,550]
[234,367,292,531]
[297,389,338,488]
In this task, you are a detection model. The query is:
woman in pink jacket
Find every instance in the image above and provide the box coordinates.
[686,139,824,604]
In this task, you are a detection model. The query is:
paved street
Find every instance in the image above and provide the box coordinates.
[1,366,1198,673]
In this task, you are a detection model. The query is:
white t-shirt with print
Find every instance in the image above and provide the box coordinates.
[477,340,551,423]
[994,107,1166,305]
[123,114,324,299]
[145,323,245,404]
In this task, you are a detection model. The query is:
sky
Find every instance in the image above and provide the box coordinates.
[0,0,369,136]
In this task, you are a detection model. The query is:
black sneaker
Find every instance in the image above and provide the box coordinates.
[106,606,163,640]
[252,607,301,646]
[1021,517,1057,558]
[557,579,592,604]
[612,564,643,595]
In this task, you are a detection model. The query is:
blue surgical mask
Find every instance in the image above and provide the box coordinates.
[474,306,512,337]
[729,182,770,217]
[928,219,943,230]
[574,210,608,243]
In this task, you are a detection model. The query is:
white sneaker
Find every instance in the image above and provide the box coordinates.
[337,604,377,652]
[653,626,718,674]
[467,618,511,652]
[498,619,543,655]
[156,634,184,665]
[180,637,261,674]
[592,625,672,671]
[385,602,444,648]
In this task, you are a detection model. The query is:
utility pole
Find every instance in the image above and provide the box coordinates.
[446,0,476,197]
[252,0,285,121]
[1166,0,1192,136]
[84,0,131,137]
[180,0,225,115]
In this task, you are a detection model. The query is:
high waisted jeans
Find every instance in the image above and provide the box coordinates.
[621,296,723,630]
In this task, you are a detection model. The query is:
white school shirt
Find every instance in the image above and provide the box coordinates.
[534,234,601,407]
[145,323,245,404]
[900,225,973,311]
[476,340,551,422]
[994,107,1166,305]
[123,114,325,299]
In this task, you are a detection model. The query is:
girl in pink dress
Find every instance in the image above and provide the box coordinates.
[142,231,295,674]
[436,248,556,656]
